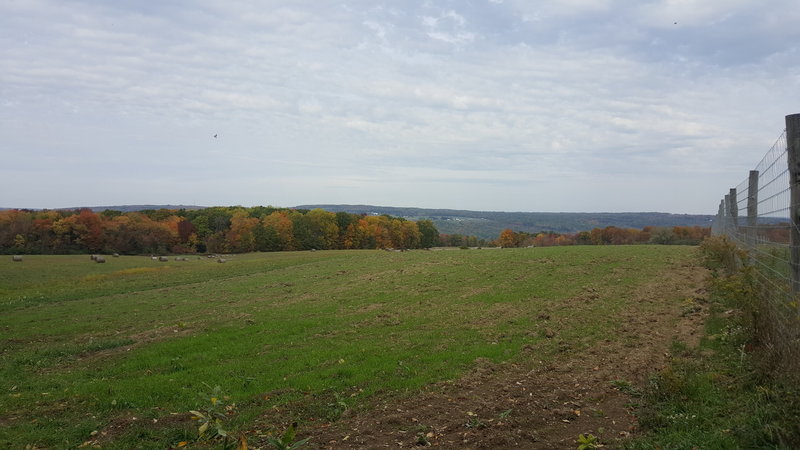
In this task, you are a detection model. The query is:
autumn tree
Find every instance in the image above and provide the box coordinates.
[343,219,371,249]
[226,210,259,253]
[72,209,106,252]
[261,211,295,251]
[498,229,518,248]
[388,218,421,249]
[0,206,465,254]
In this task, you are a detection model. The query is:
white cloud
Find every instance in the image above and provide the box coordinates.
[0,0,797,213]
[421,9,476,45]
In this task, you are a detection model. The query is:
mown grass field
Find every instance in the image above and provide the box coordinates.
[0,246,696,448]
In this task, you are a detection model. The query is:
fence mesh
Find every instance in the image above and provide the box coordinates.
[712,128,800,377]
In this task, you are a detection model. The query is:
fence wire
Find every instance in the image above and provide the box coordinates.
[712,129,800,377]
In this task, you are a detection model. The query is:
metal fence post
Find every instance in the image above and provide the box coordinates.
[747,170,759,252]
[714,199,725,235]
[787,114,800,293]
[724,193,732,236]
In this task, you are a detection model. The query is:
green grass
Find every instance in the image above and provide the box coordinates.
[624,286,800,449]
[0,246,694,448]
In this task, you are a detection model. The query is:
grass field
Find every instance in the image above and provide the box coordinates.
[0,246,696,448]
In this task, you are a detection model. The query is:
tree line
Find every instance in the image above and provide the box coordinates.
[0,207,712,255]
[0,207,440,255]
[495,225,710,248]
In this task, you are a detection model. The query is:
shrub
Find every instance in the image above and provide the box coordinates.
[699,235,746,276]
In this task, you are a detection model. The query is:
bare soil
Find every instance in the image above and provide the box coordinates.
[284,260,710,449]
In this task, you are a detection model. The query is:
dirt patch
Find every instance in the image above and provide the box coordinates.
[276,260,710,449]
[127,324,195,343]
[89,412,195,447]
[466,302,529,330]
[55,325,197,372]
[356,303,385,313]
[460,287,492,299]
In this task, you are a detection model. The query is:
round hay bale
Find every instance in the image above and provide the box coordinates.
[12,255,23,262]
[158,256,169,262]
[95,256,106,263]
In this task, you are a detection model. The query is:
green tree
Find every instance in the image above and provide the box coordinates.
[417,219,439,248]
[306,209,339,250]
[335,212,357,249]
[650,227,676,245]
[254,223,281,252]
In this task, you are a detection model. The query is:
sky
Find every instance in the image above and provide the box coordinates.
[1,0,798,214]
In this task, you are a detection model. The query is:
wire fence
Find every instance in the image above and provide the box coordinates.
[712,114,800,378]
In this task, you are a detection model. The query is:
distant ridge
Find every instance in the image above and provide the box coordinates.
[76,205,208,213]
[296,204,714,239]
[0,205,207,213]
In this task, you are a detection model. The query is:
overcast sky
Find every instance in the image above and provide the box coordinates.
[1,0,798,214]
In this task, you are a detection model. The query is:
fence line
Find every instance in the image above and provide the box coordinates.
[712,114,800,378]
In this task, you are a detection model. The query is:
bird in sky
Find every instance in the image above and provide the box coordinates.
[213,134,218,138]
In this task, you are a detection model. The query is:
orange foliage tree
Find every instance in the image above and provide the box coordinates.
[0,206,439,255]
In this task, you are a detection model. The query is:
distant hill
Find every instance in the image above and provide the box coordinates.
[0,205,207,213]
[77,205,207,213]
[296,204,714,240]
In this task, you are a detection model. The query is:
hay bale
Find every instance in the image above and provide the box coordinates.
[95,256,106,263]
[112,253,120,257]
[217,258,227,263]
[158,256,169,262]
[12,255,23,262]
